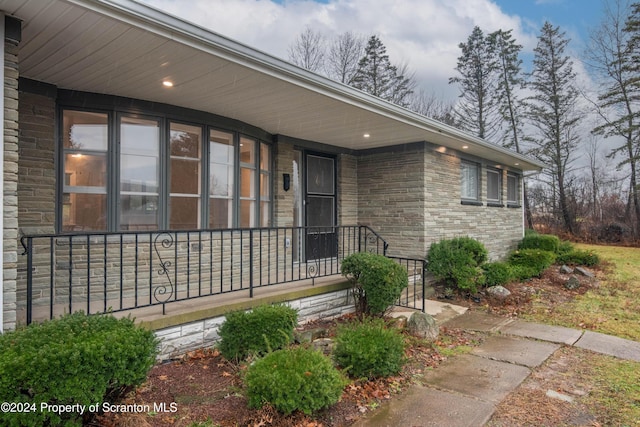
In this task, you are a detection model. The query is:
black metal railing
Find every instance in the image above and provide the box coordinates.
[20,225,396,324]
[389,256,428,313]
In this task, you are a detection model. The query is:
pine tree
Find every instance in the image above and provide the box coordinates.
[351,35,414,107]
[526,22,581,234]
[449,26,500,141]
[586,0,640,236]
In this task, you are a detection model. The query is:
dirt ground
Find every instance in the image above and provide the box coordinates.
[96,265,609,427]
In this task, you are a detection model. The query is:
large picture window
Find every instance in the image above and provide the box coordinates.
[60,109,271,232]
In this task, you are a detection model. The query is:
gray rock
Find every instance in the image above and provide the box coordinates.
[559,265,573,274]
[311,338,334,355]
[407,312,439,340]
[486,285,511,299]
[520,285,537,295]
[575,267,595,278]
[294,327,328,344]
[565,276,580,290]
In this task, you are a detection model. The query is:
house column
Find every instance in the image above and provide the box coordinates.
[2,14,20,332]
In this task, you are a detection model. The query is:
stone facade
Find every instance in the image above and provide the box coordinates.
[3,39,19,331]
[155,288,353,360]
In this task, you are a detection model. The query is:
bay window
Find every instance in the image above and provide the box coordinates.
[60,108,271,232]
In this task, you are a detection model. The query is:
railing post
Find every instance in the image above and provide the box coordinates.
[25,237,33,325]
[249,228,254,298]
[358,226,362,253]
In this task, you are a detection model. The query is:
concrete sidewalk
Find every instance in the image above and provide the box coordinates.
[353,307,640,427]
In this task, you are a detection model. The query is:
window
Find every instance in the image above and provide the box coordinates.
[486,168,502,205]
[62,111,108,231]
[507,173,520,206]
[460,161,480,202]
[60,108,271,232]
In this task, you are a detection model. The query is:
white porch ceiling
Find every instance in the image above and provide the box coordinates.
[0,0,543,171]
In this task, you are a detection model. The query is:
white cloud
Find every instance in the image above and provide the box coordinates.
[141,0,539,100]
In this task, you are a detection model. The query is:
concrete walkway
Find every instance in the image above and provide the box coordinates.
[353,306,640,427]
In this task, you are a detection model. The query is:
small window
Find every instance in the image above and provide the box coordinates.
[486,168,502,205]
[461,161,480,202]
[507,173,520,205]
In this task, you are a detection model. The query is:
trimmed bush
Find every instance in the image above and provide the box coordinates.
[556,249,600,267]
[341,252,408,317]
[245,347,347,415]
[218,304,298,361]
[518,233,560,253]
[557,240,575,256]
[427,237,488,294]
[508,249,556,278]
[0,313,158,427]
[333,318,405,379]
[482,262,513,286]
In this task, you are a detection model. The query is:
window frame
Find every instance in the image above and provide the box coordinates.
[460,160,481,205]
[486,167,503,207]
[58,104,273,233]
[507,172,521,207]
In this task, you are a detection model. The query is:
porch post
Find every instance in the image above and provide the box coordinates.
[0,13,5,332]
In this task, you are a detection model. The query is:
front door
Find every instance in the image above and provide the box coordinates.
[305,153,337,260]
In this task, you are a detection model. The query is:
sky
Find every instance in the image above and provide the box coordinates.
[140,0,607,102]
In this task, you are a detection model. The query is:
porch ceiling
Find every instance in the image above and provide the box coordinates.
[2,0,543,171]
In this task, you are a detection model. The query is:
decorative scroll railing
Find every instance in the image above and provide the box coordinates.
[19,225,401,324]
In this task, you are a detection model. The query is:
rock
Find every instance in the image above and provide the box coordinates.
[311,338,334,355]
[294,327,328,344]
[407,312,439,340]
[486,285,511,299]
[565,275,580,290]
[575,267,595,278]
[520,285,536,295]
[559,265,573,274]
[546,389,574,403]
[388,315,408,330]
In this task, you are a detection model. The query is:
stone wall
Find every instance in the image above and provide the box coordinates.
[423,147,523,260]
[3,39,19,331]
[155,288,353,360]
[357,144,427,258]
[337,153,358,225]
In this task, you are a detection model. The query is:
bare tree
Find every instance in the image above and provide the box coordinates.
[287,27,326,73]
[326,31,365,84]
[408,89,457,126]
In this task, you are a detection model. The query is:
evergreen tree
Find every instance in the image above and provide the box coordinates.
[449,26,500,140]
[586,0,640,236]
[526,22,581,234]
[351,35,414,107]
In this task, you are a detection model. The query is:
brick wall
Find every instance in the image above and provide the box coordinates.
[3,39,19,330]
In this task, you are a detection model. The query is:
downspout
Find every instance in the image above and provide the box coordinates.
[0,13,5,332]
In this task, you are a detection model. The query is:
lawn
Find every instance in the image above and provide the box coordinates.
[522,243,640,341]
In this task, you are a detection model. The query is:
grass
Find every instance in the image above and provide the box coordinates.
[522,243,640,341]
[520,243,640,425]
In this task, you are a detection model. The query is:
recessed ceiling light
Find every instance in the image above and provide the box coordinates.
[462,145,469,149]
[363,133,370,138]
[515,162,520,166]
[162,80,174,87]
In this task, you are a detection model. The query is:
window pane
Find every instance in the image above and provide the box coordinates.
[209,198,232,229]
[210,130,234,163]
[170,196,199,230]
[64,111,108,151]
[241,167,255,198]
[210,165,233,197]
[507,175,518,203]
[120,116,160,230]
[260,201,271,227]
[260,142,270,171]
[62,193,107,231]
[487,170,501,201]
[240,137,255,164]
[461,162,478,200]
[260,172,270,199]
[64,153,107,188]
[307,196,334,227]
[307,155,334,195]
[240,200,255,227]
[170,123,200,158]
[171,158,200,195]
[120,194,158,230]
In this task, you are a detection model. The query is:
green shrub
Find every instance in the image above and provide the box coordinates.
[556,249,600,267]
[508,249,556,277]
[245,347,346,415]
[427,237,488,294]
[0,312,158,427]
[519,233,560,253]
[482,262,513,286]
[341,252,408,317]
[508,264,540,281]
[218,304,298,361]
[557,240,575,256]
[333,318,405,379]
